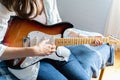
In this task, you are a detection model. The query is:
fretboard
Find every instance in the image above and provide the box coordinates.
[55,37,110,46]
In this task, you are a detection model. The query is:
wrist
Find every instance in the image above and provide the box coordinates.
[24,47,37,56]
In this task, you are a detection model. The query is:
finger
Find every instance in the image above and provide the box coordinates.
[47,45,56,53]
[47,45,56,51]
[91,40,99,46]
[51,44,56,49]
[95,40,99,45]
[95,40,103,46]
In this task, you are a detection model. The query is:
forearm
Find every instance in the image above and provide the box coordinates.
[0,39,56,60]
[0,47,35,60]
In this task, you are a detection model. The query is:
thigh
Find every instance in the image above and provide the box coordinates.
[37,60,67,80]
[49,54,90,80]
[67,44,113,78]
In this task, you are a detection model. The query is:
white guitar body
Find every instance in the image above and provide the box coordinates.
[17,31,71,68]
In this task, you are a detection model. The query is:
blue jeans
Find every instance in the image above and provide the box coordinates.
[37,54,90,80]
[0,61,19,80]
[66,44,114,78]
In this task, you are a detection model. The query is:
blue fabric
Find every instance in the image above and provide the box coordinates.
[37,54,90,80]
[66,43,114,78]
[106,45,114,66]
[0,61,19,80]
[63,28,115,78]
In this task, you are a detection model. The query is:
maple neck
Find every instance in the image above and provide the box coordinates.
[55,37,118,46]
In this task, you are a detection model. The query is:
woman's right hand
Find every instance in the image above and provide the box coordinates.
[31,39,56,56]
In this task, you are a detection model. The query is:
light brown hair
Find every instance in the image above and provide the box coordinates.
[0,0,43,19]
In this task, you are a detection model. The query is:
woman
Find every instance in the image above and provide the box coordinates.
[0,0,104,80]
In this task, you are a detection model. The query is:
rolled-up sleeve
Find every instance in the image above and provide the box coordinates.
[0,3,15,57]
[0,44,7,57]
[43,0,62,25]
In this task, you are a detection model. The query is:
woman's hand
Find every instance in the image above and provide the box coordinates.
[31,39,56,56]
[89,36,103,46]
[68,31,103,46]
[90,39,103,46]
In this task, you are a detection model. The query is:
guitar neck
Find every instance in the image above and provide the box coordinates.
[55,37,110,46]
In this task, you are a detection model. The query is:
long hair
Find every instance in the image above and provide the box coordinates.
[0,0,43,19]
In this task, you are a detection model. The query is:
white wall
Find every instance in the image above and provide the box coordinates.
[57,0,113,34]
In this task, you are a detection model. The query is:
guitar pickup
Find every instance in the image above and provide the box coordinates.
[23,36,30,47]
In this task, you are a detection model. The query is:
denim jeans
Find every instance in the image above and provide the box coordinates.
[66,44,114,78]
[37,54,90,80]
[0,61,19,80]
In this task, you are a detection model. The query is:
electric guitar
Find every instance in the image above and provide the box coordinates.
[3,17,120,69]
[3,17,74,69]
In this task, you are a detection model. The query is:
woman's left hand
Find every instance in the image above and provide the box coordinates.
[90,39,103,46]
